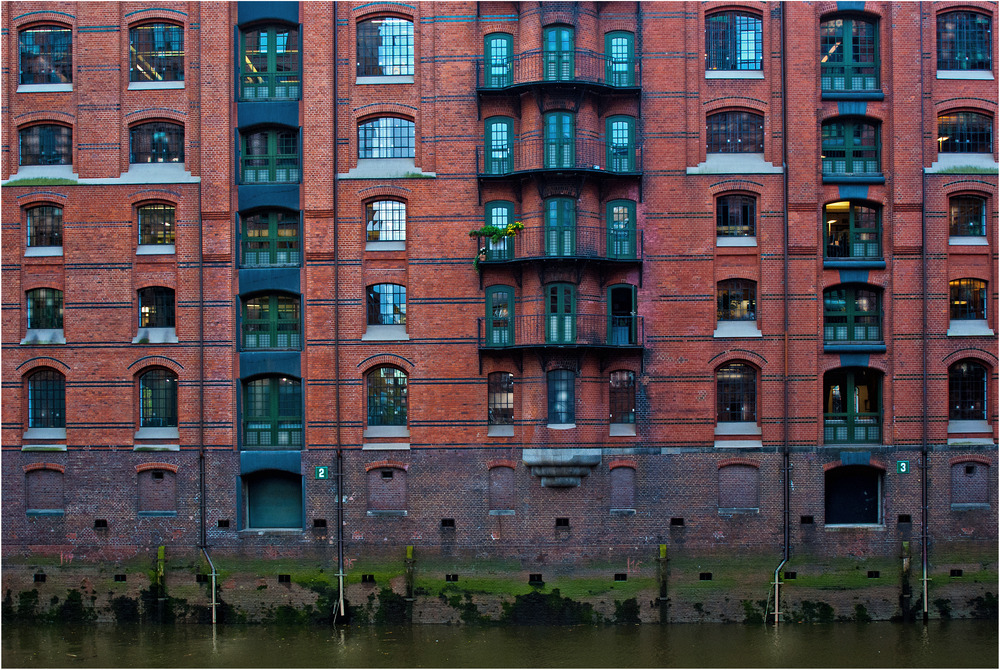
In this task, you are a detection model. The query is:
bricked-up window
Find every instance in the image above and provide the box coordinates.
[489,466,515,511]
[484,33,513,88]
[245,470,302,528]
[717,280,756,321]
[824,368,881,444]
[545,197,576,257]
[242,209,300,267]
[357,17,414,77]
[609,466,636,510]
[949,360,988,421]
[27,205,62,248]
[825,465,882,524]
[607,200,637,259]
[366,284,406,326]
[242,294,300,349]
[139,368,177,428]
[27,369,65,428]
[27,288,63,330]
[544,111,575,168]
[717,195,755,237]
[240,25,300,100]
[547,369,575,425]
[19,25,72,84]
[138,469,176,514]
[820,16,879,92]
[488,372,514,425]
[705,11,761,71]
[484,116,514,175]
[717,362,756,423]
[951,461,990,506]
[138,204,176,246]
[241,128,299,183]
[707,112,763,153]
[950,278,987,321]
[543,25,575,81]
[938,112,993,154]
[367,367,408,427]
[366,200,406,242]
[485,285,514,346]
[243,377,302,448]
[367,467,407,511]
[605,31,635,86]
[821,119,880,175]
[609,371,636,424]
[823,285,882,343]
[129,23,184,82]
[483,201,515,261]
[19,125,71,166]
[718,464,759,509]
[26,468,64,513]
[130,122,184,164]
[938,12,992,71]
[824,200,881,259]
[138,287,175,328]
[950,196,987,237]
[358,118,415,159]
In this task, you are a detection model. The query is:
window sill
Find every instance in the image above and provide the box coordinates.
[824,524,885,531]
[340,158,436,180]
[17,83,73,93]
[363,426,410,439]
[117,163,198,184]
[947,420,991,434]
[717,236,756,247]
[367,510,408,517]
[133,444,181,452]
[926,154,998,174]
[4,165,78,184]
[822,173,885,184]
[547,423,576,430]
[718,507,759,515]
[687,153,783,175]
[25,246,63,257]
[133,327,179,344]
[705,70,763,79]
[951,503,990,511]
[21,329,65,345]
[239,528,304,534]
[362,325,408,341]
[715,422,761,436]
[947,437,995,447]
[27,510,65,517]
[823,259,886,269]
[21,444,67,452]
[949,236,989,246]
[138,510,178,517]
[22,427,67,441]
[137,244,175,255]
[714,439,763,449]
[936,70,994,80]
[946,320,994,337]
[365,241,406,252]
[356,75,414,85]
[488,424,514,437]
[610,423,636,436]
[128,81,185,90]
[713,321,761,338]
[489,509,515,516]
[820,90,884,101]
[135,427,180,440]
[823,342,886,353]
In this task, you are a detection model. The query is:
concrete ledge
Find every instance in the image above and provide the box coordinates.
[133,327,178,344]
[138,511,178,517]
[363,426,410,439]
[21,444,67,452]
[947,437,995,447]
[133,444,180,452]
[705,70,763,79]
[951,503,990,510]
[367,510,408,517]
[610,423,636,436]
[946,320,995,337]
[4,165,79,184]
[356,75,414,85]
[610,509,636,516]
[713,321,762,338]
[822,174,885,184]
[339,158,435,180]
[947,420,991,434]
[362,443,410,450]
[489,509,515,516]
[926,153,998,174]
[23,428,66,441]
[714,439,764,449]
[21,329,66,345]
[717,236,756,247]
[366,241,406,251]
[137,244,175,255]
[522,448,602,467]
[487,425,514,437]
[949,236,989,246]
[362,325,409,341]
[18,83,73,93]
[936,70,994,80]
[825,524,886,531]
[547,423,576,430]
[715,422,761,436]
[26,509,65,516]
[687,153,783,175]
[135,427,179,440]
[25,247,63,257]
[128,81,185,90]
[718,507,759,515]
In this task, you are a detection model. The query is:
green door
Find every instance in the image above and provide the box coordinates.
[607,284,637,345]
[546,283,576,344]
[607,200,636,259]
[484,33,512,87]
[605,31,634,86]
[485,116,513,174]
[486,285,514,346]
[545,197,575,257]
[484,200,515,260]
[543,26,574,80]
[544,111,575,168]
[606,116,635,172]
[246,472,302,528]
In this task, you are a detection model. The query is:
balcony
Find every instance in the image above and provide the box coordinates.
[475,225,642,264]
[823,414,881,444]
[476,50,641,92]
[477,314,644,351]
[477,138,643,178]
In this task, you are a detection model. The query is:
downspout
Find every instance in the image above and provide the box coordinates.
[918,6,930,622]
[333,2,346,622]
[774,0,791,625]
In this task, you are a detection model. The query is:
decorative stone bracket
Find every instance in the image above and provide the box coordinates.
[522,448,602,488]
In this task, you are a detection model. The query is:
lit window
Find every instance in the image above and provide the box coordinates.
[240,25,300,100]
[938,12,992,71]
[138,204,176,246]
[705,12,761,70]
[950,278,987,321]
[129,23,184,82]
[358,117,414,158]
[717,280,756,321]
[937,112,993,153]
[717,195,755,237]
[130,122,184,163]
[823,201,881,259]
[357,17,413,76]
[19,25,72,84]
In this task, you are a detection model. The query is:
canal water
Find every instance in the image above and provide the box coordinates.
[3,620,997,668]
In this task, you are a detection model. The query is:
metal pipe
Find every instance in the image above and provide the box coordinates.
[332,1,346,621]
[918,5,930,621]
[202,547,218,625]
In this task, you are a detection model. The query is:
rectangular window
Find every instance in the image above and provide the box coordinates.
[240,26,300,100]
[359,118,415,158]
[609,371,636,424]
[488,372,514,425]
[130,122,184,163]
[27,206,63,248]
[243,295,300,349]
[130,23,184,82]
[823,369,881,444]
[243,377,303,448]
[823,286,883,343]
[242,210,300,267]
[138,204,176,246]
[19,125,71,166]
[707,112,763,153]
[489,466,515,511]
[821,120,880,175]
[27,370,65,429]
[938,112,993,153]
[705,12,762,71]
[717,280,756,321]
[241,129,300,183]
[938,12,992,71]
[547,369,575,425]
[718,465,759,509]
[366,284,406,326]
[366,200,406,242]
[950,279,987,320]
[19,26,72,84]
[139,287,175,328]
[824,201,881,259]
[139,369,178,428]
[27,288,63,330]
[950,196,987,237]
[717,195,755,237]
[367,367,408,427]
[609,467,636,510]
[357,18,414,76]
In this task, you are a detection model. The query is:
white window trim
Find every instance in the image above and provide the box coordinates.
[17,83,73,93]
[705,70,764,79]
[128,81,185,90]
[714,320,762,338]
[362,325,409,341]
[936,70,994,80]
[25,246,63,257]
[946,320,994,337]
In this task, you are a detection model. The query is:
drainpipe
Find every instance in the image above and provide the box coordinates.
[197,125,215,626]
[918,6,930,622]
[202,547,218,624]
[333,1,346,622]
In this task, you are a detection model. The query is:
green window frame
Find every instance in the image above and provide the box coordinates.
[949,360,988,421]
[821,119,880,175]
[485,116,513,174]
[27,368,65,429]
[138,204,176,246]
[367,367,408,427]
[543,25,574,81]
[19,125,71,166]
[717,362,757,423]
[605,31,634,86]
[608,284,637,345]
[937,11,992,71]
[823,285,882,343]
[27,205,63,248]
[242,294,300,350]
[240,24,300,100]
[242,209,300,267]
[547,369,575,424]
[545,197,576,257]
[357,17,414,77]
[138,287,174,328]
[484,201,515,261]
[705,11,762,71]
[27,288,63,330]
[485,285,514,346]
[19,25,72,84]
[129,22,184,82]
[130,122,184,164]
[820,16,879,92]
[950,278,987,321]
[544,111,575,168]
[823,200,881,259]
[484,32,513,88]
[606,115,636,172]
[545,283,576,344]
[607,200,636,259]
[823,367,882,444]
[240,128,299,183]
[243,376,302,448]
[139,368,178,428]
[950,196,987,237]
[937,112,993,153]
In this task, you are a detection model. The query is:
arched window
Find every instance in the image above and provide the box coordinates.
[547,369,575,425]
[129,23,184,82]
[484,33,513,88]
[609,465,636,510]
[366,284,406,326]
[543,25,574,80]
[243,376,302,448]
[949,360,988,421]
[367,466,407,511]
[488,372,514,426]
[19,25,72,84]
[130,122,184,163]
[820,16,878,91]
[544,197,576,256]
[707,111,763,153]
[545,284,576,344]
[27,368,65,429]
[951,461,990,507]
[938,12,992,71]
[240,24,300,100]
[19,125,71,166]
[357,17,414,77]
[139,368,177,428]
[605,31,635,86]
[26,205,62,248]
[717,194,755,238]
[821,119,880,175]
[483,201,515,260]
[825,465,883,524]
[26,288,63,330]
[823,201,881,259]
[366,200,406,242]
[484,116,514,174]
[937,112,993,154]
[367,367,408,427]
[949,195,987,237]
[138,203,176,246]
[717,362,756,423]
[606,115,636,172]
[823,285,882,343]
[242,209,300,267]
[485,285,514,346]
[242,294,300,349]
[609,370,636,425]
[544,111,575,168]
[705,11,762,71]
[359,117,414,158]
[240,128,299,182]
[823,368,881,443]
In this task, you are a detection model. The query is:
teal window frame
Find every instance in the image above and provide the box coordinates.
[484,201,515,260]
[949,195,987,237]
[820,16,879,92]
[485,116,514,174]
[245,471,303,528]
[243,376,302,448]
[27,368,65,429]
[605,31,635,86]
[367,367,408,427]
[485,285,514,346]
[242,294,300,350]
[823,367,882,444]
[544,111,575,168]
[484,32,513,88]
[26,288,63,330]
[240,128,300,183]
[606,116,636,172]
[240,24,300,100]
[607,200,637,259]
[823,284,882,343]
[821,119,880,175]
[543,25,574,81]
[545,197,576,257]
[242,209,300,267]
[823,200,881,259]
[139,368,178,428]
[545,283,576,344]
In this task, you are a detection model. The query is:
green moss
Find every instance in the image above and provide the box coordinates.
[614,597,641,624]
[500,589,596,625]
[936,166,997,174]
[402,171,434,178]
[3,177,78,186]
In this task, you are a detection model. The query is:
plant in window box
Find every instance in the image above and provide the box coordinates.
[468,220,524,272]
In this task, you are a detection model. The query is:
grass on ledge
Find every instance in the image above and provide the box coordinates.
[4,177,78,186]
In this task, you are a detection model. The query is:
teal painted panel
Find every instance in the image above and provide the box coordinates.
[837,1,866,11]
[837,101,868,116]
[838,185,869,200]
[840,451,871,466]
[839,353,870,367]
[247,472,302,528]
[240,450,301,475]
[838,268,869,283]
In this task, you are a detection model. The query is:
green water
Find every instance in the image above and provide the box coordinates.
[2,621,997,668]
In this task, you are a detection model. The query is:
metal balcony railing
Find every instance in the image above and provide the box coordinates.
[475,225,642,263]
[477,138,642,176]
[823,413,882,444]
[478,314,643,349]
[476,50,641,89]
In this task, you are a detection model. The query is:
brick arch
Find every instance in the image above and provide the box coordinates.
[934,3,998,18]
[703,2,767,15]
[708,348,767,367]
[136,462,179,474]
[820,277,888,292]
[941,179,997,197]
[601,22,636,35]
[17,192,69,208]
[717,270,759,284]
[704,99,768,115]
[481,24,517,38]
[12,13,76,29]
[818,5,887,21]
[352,4,414,21]
[16,113,75,127]
[358,354,414,375]
[709,179,764,197]
[819,110,886,126]
[823,458,887,472]
[23,462,65,474]
[354,103,418,122]
[127,355,183,374]
[124,109,188,125]
[718,457,760,469]
[487,458,517,470]
[135,279,176,292]
[16,356,70,374]
[935,100,998,115]
[358,185,412,201]
[129,188,182,206]
[608,458,636,471]
[946,270,989,283]
[125,9,188,27]
[943,347,998,367]
[22,279,64,293]
[819,358,888,376]
[949,455,991,467]
[365,460,409,472]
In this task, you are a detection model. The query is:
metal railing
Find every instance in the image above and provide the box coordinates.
[477,138,642,176]
[477,50,640,89]
[476,225,642,262]
[478,314,643,349]
[823,414,882,444]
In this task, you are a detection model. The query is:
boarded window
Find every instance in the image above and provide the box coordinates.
[609,466,636,510]
[718,464,759,509]
[138,469,176,513]
[26,469,64,513]
[245,471,302,528]
[951,462,989,506]
[368,468,406,511]
[489,466,514,511]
